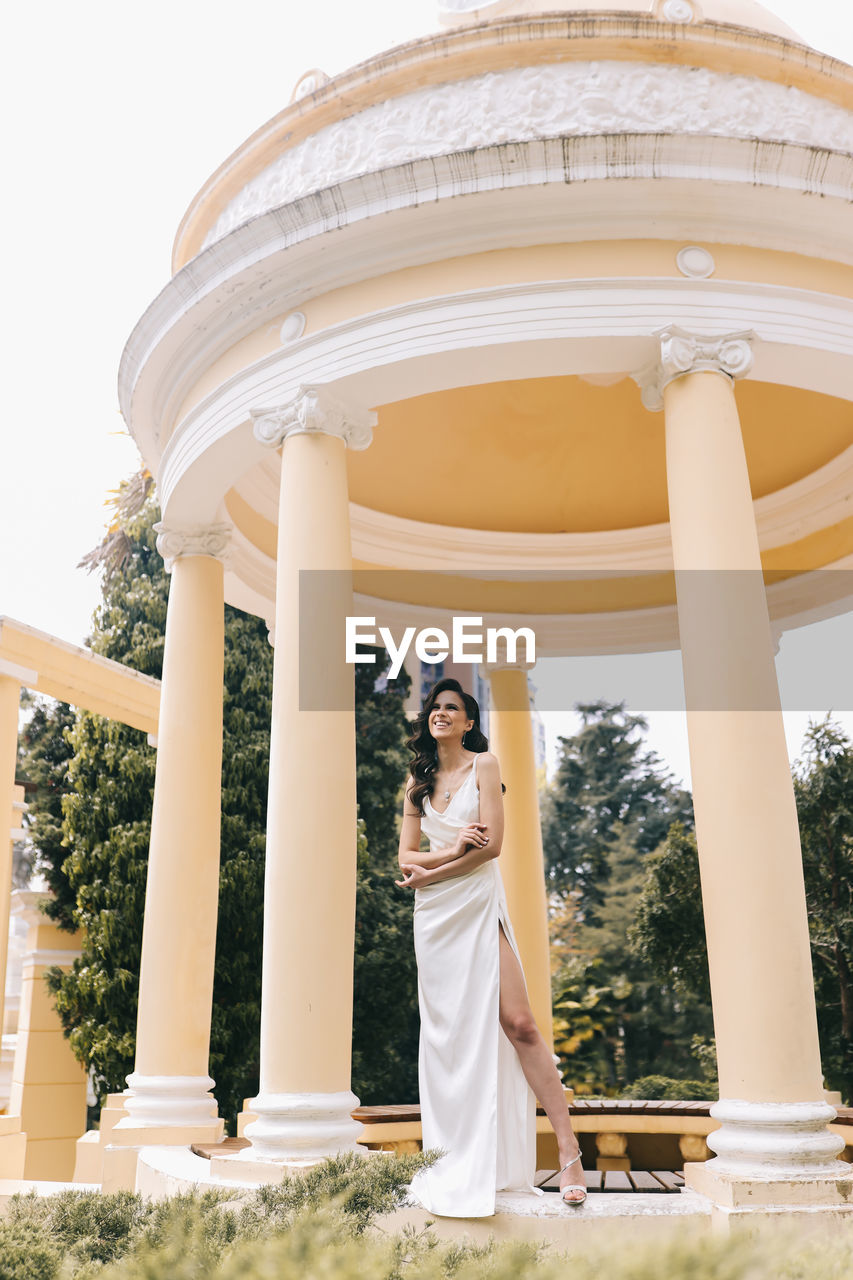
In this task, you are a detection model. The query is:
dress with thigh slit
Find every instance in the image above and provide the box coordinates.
[407,752,539,1217]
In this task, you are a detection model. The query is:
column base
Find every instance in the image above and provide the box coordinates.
[684,1098,852,1210]
[237,1090,364,1165]
[110,1074,224,1150]
[117,1072,222,1130]
[685,1159,853,1210]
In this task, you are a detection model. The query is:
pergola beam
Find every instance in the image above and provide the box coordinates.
[0,617,160,737]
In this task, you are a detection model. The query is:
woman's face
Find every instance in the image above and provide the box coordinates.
[428,689,473,745]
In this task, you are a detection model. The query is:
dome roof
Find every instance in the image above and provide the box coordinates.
[438,1,801,43]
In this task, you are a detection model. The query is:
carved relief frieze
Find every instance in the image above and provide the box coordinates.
[204,60,853,247]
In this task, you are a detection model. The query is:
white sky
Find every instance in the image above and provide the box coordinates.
[2,0,852,785]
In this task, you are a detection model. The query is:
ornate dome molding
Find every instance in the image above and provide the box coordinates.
[437,1,800,42]
[171,16,851,270]
[202,59,853,250]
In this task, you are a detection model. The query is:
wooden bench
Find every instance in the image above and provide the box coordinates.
[535,1167,685,1193]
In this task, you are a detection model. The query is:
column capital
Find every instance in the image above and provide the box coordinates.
[634,326,755,411]
[251,385,376,452]
[154,522,232,572]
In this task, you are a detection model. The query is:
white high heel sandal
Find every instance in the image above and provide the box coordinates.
[559,1151,587,1206]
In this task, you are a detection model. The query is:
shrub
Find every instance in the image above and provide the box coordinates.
[0,1218,62,1280]
[238,1149,438,1235]
[622,1074,716,1100]
[5,1188,151,1268]
[3,1152,853,1280]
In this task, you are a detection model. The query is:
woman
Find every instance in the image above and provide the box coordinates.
[396,677,586,1216]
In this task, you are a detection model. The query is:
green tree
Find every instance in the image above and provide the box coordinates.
[26,478,420,1121]
[352,652,420,1103]
[44,493,167,1101]
[793,717,853,1098]
[544,703,707,1094]
[18,696,77,928]
[541,700,693,915]
[633,718,853,1101]
[41,486,272,1123]
[555,823,714,1094]
[631,822,711,1004]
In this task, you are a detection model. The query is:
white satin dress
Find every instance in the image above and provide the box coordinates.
[408,752,539,1217]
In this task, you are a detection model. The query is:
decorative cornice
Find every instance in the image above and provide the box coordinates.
[635,326,755,411]
[154,522,232,572]
[173,16,851,269]
[202,60,853,249]
[251,385,375,451]
[124,145,853,471]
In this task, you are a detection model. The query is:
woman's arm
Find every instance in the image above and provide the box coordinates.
[398,777,484,869]
[399,837,495,888]
[397,753,505,889]
[413,836,479,871]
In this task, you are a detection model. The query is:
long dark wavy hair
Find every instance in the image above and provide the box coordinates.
[405,677,504,815]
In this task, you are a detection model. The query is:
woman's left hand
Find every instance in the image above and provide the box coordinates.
[395,863,432,890]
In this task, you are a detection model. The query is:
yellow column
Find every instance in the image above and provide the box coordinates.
[230,385,374,1170]
[9,890,86,1180]
[0,675,21,1045]
[110,527,229,1167]
[482,660,553,1054]
[652,326,846,1207]
[0,679,26,1177]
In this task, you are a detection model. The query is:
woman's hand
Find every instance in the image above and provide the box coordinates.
[454,823,490,857]
[395,863,433,890]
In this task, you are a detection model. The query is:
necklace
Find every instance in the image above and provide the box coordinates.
[440,759,470,801]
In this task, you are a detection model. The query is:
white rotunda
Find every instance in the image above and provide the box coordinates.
[115,0,853,1215]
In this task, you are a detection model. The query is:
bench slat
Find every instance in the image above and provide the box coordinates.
[651,1169,684,1190]
[536,1168,603,1192]
[629,1170,667,1191]
[602,1170,633,1191]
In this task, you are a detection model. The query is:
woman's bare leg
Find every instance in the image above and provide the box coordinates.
[498,925,585,1201]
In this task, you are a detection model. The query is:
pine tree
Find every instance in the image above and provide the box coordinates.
[541,701,693,917]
